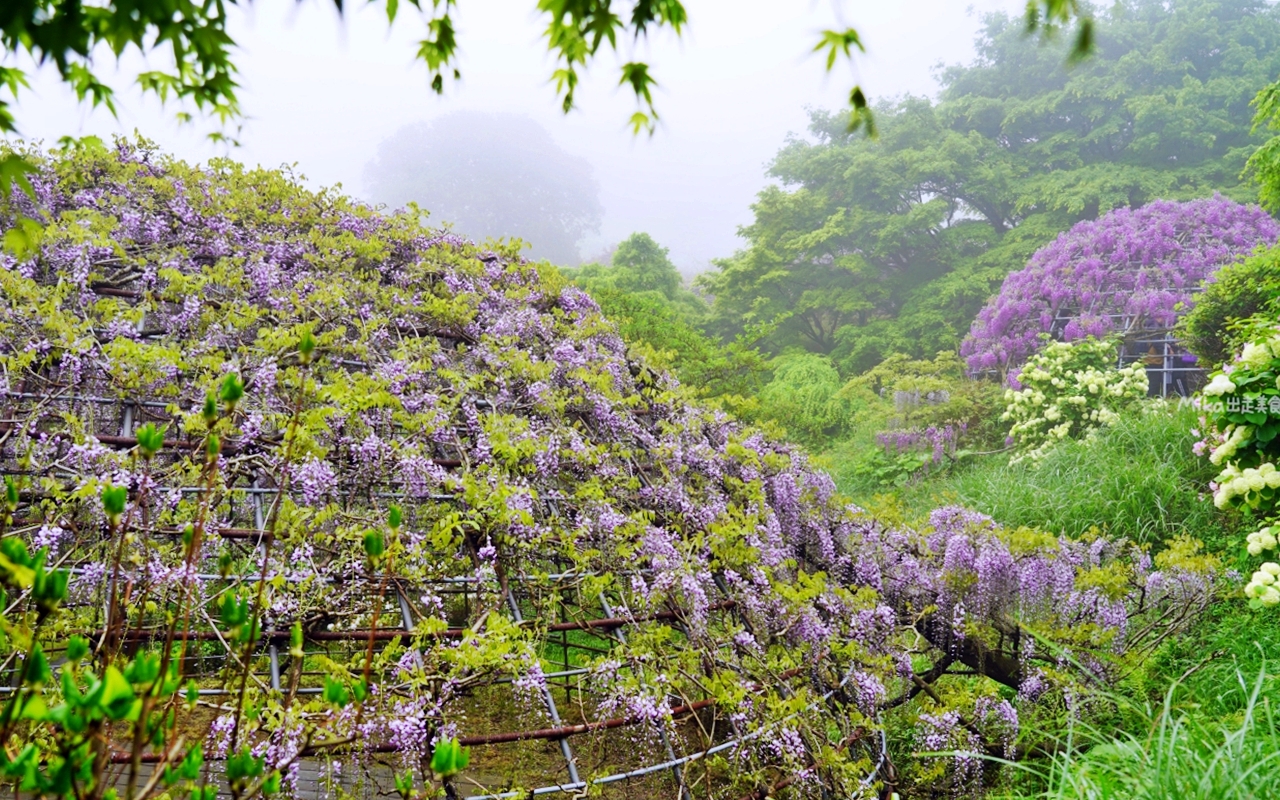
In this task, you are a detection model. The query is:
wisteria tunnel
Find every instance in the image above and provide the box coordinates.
[0,141,1220,800]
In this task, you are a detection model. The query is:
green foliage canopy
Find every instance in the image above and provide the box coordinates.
[570,232,688,301]
[1179,246,1280,366]
[701,0,1280,375]
[562,232,767,403]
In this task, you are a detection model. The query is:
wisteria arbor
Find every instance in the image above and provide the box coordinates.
[961,197,1280,390]
[0,140,1220,800]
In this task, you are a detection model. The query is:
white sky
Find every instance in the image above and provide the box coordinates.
[13,0,1024,271]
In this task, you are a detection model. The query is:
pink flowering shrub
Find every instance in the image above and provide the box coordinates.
[962,197,1280,377]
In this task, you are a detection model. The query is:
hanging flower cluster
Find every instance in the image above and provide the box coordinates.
[1001,337,1149,464]
[0,139,1222,799]
[962,196,1279,376]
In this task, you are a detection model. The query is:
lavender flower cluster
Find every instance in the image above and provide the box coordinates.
[876,424,962,465]
[962,196,1280,376]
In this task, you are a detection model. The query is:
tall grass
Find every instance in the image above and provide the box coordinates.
[836,401,1238,548]
[1031,668,1280,799]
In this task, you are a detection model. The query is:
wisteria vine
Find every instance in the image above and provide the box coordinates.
[0,139,1222,800]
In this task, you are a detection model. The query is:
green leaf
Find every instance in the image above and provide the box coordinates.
[32,565,69,615]
[298,327,317,363]
[124,652,161,685]
[66,636,89,662]
[219,373,245,409]
[24,645,51,685]
[202,393,218,424]
[3,475,18,511]
[1069,17,1095,63]
[18,694,48,721]
[0,153,37,199]
[812,28,864,71]
[289,622,304,659]
[220,593,247,627]
[363,530,385,563]
[135,423,166,457]
[430,737,470,778]
[102,485,128,523]
[178,744,203,780]
[262,770,281,795]
[323,676,350,708]
[100,666,139,720]
[0,547,35,589]
[2,216,43,260]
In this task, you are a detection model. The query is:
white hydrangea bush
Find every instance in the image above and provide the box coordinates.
[1196,327,1280,609]
[1001,337,1149,464]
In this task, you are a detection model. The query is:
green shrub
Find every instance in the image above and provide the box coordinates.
[1179,245,1280,367]
[820,352,1005,492]
[1194,325,1280,607]
[756,352,848,447]
[837,351,1008,447]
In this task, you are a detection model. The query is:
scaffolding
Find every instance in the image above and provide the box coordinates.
[1047,292,1205,397]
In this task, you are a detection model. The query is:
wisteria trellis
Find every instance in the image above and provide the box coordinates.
[0,140,1221,799]
[962,196,1280,378]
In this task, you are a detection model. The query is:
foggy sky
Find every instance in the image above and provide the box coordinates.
[11,0,1024,272]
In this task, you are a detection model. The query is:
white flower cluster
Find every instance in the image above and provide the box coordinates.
[1245,562,1280,606]
[1202,373,1237,396]
[1208,424,1251,466]
[1002,338,1148,464]
[1246,525,1279,556]
[1242,338,1280,370]
[1212,461,1280,509]
[1198,328,1280,610]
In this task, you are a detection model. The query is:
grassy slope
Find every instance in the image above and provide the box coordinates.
[832,401,1240,549]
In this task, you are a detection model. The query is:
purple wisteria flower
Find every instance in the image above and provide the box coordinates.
[963,196,1280,375]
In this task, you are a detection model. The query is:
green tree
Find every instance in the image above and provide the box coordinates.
[566,232,706,317]
[584,286,767,403]
[756,352,848,447]
[702,0,1280,374]
[610,232,682,297]
[562,232,767,403]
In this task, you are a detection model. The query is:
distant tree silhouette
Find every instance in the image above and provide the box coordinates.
[364,112,602,264]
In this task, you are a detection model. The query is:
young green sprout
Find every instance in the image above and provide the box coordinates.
[430,737,470,779]
[201,392,218,425]
[219,373,244,411]
[363,530,385,569]
[102,484,128,527]
[3,475,18,514]
[298,327,316,364]
[135,422,165,459]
